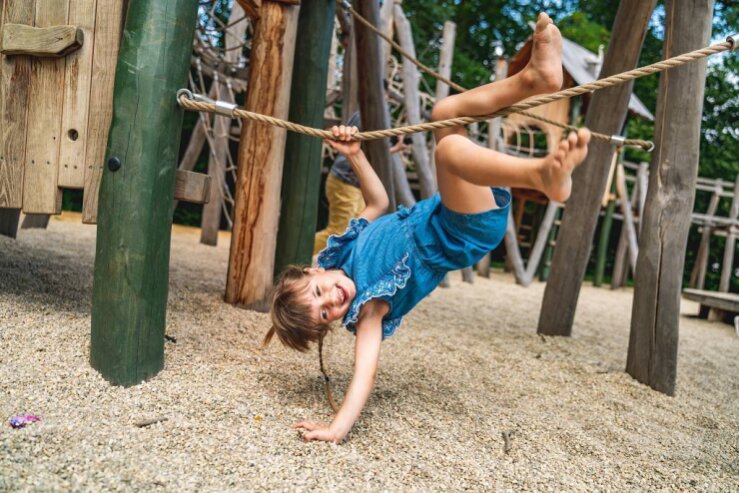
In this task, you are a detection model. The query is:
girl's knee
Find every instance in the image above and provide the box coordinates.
[434,133,465,172]
[431,97,458,123]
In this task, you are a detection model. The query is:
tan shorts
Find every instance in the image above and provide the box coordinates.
[313,174,366,255]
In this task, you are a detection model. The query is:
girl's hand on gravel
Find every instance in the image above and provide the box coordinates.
[325,125,360,157]
[293,421,342,444]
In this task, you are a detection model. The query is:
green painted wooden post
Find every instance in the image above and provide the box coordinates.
[275,0,336,274]
[90,0,199,386]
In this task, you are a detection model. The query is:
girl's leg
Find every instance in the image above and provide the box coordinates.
[431,13,590,214]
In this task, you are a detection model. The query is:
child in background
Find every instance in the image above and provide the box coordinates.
[266,13,590,443]
[314,111,409,255]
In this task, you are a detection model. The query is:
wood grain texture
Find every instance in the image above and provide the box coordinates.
[273,0,335,273]
[57,0,96,188]
[81,0,123,223]
[22,0,69,214]
[538,0,657,336]
[626,0,714,396]
[0,0,35,209]
[225,1,299,309]
[1,23,82,57]
[354,0,395,209]
[90,0,200,386]
[174,169,211,204]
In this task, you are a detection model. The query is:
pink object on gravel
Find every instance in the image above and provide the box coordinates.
[9,415,41,429]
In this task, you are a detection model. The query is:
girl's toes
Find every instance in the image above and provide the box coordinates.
[567,131,578,147]
[558,139,571,154]
[577,128,591,147]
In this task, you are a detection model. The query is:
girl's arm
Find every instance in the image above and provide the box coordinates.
[325,126,389,222]
[293,299,388,443]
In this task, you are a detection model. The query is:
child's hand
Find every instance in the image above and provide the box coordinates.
[293,420,344,444]
[325,125,361,157]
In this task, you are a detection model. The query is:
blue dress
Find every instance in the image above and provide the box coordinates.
[317,188,511,339]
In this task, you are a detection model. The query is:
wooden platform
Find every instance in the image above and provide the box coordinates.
[682,288,739,320]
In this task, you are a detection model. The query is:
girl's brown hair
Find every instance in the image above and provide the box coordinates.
[264,265,330,352]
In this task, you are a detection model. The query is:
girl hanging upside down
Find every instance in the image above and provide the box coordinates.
[264,13,590,443]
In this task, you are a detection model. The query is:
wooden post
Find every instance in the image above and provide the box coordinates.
[225,1,299,310]
[354,0,395,209]
[626,0,714,396]
[719,176,739,292]
[200,5,247,245]
[689,180,721,288]
[394,4,434,199]
[538,0,656,336]
[274,0,335,274]
[478,57,508,278]
[90,0,200,386]
[594,167,618,287]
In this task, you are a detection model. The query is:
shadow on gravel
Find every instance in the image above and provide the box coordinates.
[0,236,94,314]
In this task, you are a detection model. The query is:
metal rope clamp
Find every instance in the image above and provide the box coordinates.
[609,134,626,147]
[728,34,738,51]
[176,88,237,118]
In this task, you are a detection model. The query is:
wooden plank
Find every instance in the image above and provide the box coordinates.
[683,288,739,313]
[0,0,35,209]
[174,169,210,204]
[1,23,83,57]
[394,6,434,199]
[57,0,97,189]
[22,0,70,214]
[689,181,721,288]
[225,1,300,309]
[538,0,657,336]
[627,0,714,396]
[81,0,124,223]
[719,176,739,292]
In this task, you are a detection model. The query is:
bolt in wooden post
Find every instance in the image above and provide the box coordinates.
[90,0,200,386]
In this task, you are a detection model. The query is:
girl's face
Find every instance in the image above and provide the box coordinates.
[302,268,356,325]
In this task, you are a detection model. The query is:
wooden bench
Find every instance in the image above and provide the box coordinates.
[682,288,739,324]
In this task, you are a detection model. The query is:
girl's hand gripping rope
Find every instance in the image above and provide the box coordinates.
[325,125,360,156]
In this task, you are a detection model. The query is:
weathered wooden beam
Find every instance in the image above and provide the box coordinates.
[225,1,299,310]
[81,0,126,224]
[689,181,722,289]
[1,0,36,210]
[200,4,247,246]
[538,0,656,336]
[719,176,739,292]
[1,23,83,57]
[175,170,211,204]
[626,0,714,396]
[275,0,336,273]
[90,0,200,386]
[354,0,395,209]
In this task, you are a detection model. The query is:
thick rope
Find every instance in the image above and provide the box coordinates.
[342,2,644,147]
[178,39,731,151]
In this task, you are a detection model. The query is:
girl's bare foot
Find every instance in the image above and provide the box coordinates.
[521,13,563,93]
[538,128,591,202]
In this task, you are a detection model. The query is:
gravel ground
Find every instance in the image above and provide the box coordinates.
[1,214,738,492]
